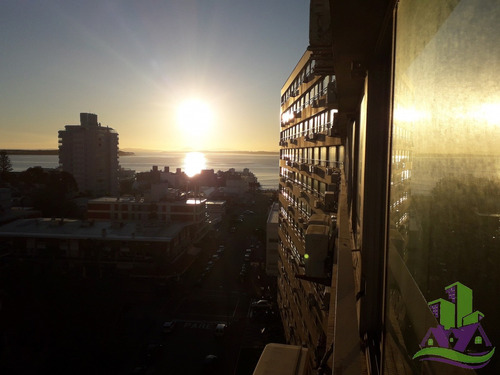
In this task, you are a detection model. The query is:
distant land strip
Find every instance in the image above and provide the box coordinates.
[1,149,135,156]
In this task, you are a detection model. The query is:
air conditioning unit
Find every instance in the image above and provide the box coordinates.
[326,82,339,109]
[309,132,318,141]
[303,73,313,83]
[304,224,329,278]
[330,171,341,184]
[324,192,337,212]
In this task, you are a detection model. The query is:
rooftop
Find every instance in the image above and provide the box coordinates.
[0,218,188,242]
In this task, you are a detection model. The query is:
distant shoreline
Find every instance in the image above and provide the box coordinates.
[2,149,135,156]
[1,149,279,156]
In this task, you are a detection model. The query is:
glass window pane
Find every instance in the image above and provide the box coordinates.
[385,1,500,374]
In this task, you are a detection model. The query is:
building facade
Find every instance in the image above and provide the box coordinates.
[87,196,209,243]
[265,202,279,277]
[278,48,342,372]
[0,217,193,279]
[59,113,119,197]
[276,1,499,375]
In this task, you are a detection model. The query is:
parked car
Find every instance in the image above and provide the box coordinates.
[162,321,176,333]
[214,323,227,336]
[251,299,272,308]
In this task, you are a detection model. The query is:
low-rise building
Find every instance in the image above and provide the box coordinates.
[205,200,226,224]
[266,202,279,277]
[0,218,194,278]
[87,196,209,242]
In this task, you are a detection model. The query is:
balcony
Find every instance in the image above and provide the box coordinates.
[305,132,318,142]
[312,98,326,108]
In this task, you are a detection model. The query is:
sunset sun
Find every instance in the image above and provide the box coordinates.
[176,98,214,137]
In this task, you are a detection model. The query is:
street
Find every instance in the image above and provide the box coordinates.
[123,191,284,375]
[0,191,282,375]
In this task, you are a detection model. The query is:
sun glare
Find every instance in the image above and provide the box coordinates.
[177,98,214,136]
[184,152,206,177]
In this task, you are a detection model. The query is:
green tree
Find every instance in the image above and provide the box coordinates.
[0,151,13,180]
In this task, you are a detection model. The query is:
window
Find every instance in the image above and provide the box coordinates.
[384,0,500,373]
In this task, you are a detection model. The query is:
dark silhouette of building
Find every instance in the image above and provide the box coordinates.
[59,113,119,197]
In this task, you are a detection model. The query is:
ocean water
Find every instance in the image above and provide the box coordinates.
[9,151,280,190]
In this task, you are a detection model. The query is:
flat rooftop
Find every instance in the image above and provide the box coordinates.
[0,218,189,242]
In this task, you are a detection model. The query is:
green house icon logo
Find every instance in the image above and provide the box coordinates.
[413,282,495,369]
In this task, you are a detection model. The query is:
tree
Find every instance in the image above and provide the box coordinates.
[0,151,13,180]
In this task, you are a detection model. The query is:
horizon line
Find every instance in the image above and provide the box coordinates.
[1,148,280,154]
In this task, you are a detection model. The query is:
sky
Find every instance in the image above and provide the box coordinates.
[0,0,310,152]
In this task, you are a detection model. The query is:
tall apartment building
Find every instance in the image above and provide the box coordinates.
[274,1,499,375]
[59,113,119,197]
[278,49,342,371]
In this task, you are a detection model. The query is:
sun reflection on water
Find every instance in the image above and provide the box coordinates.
[183,152,206,177]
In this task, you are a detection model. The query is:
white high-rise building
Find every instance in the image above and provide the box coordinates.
[58,113,119,197]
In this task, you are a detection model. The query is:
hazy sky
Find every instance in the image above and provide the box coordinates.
[0,0,309,152]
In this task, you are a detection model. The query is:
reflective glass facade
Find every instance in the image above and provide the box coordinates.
[385,1,500,373]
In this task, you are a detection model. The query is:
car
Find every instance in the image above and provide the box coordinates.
[212,254,219,260]
[162,321,176,333]
[251,299,271,308]
[244,253,251,261]
[230,226,236,233]
[245,248,252,254]
[203,354,218,363]
[202,354,219,370]
[214,323,227,336]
